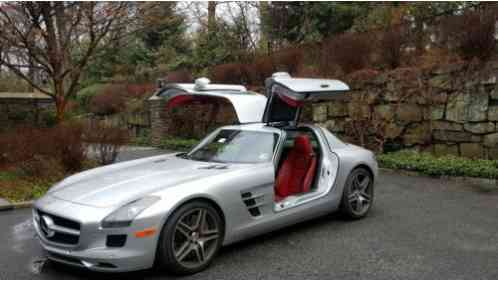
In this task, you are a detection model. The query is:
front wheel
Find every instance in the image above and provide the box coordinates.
[156,201,223,275]
[339,167,374,219]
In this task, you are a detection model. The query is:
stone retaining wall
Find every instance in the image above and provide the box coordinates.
[148,62,498,159]
[0,95,54,129]
[311,62,498,159]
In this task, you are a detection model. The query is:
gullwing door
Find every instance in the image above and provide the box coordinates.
[262,73,350,124]
[152,78,268,124]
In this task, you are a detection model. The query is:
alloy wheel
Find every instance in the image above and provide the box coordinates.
[172,208,220,269]
[347,171,372,216]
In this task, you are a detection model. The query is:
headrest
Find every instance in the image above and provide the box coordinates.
[293,134,313,154]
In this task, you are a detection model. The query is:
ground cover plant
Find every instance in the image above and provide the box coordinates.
[158,138,200,151]
[378,150,498,179]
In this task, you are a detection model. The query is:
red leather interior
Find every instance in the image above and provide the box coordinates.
[277,92,305,107]
[166,95,194,109]
[275,134,317,201]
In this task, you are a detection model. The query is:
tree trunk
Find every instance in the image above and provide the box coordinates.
[0,46,3,75]
[28,57,35,92]
[208,2,217,38]
[54,81,66,123]
[55,98,66,123]
[414,19,425,55]
[259,1,271,54]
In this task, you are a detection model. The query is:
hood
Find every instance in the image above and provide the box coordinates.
[48,154,245,208]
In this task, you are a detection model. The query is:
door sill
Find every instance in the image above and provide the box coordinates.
[273,191,324,212]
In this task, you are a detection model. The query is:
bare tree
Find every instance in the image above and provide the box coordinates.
[225,2,259,53]
[208,1,217,35]
[0,2,132,121]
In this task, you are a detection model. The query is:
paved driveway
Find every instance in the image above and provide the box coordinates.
[1,150,497,279]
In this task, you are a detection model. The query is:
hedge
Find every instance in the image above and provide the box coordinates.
[378,150,498,179]
[157,138,200,151]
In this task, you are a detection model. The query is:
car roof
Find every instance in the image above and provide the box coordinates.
[163,82,247,93]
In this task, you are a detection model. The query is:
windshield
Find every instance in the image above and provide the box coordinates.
[186,129,280,164]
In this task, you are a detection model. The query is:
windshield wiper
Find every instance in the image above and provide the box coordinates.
[176,152,192,160]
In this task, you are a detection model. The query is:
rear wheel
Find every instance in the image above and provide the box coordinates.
[157,201,223,275]
[340,167,374,219]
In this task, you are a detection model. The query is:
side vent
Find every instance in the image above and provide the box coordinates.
[241,192,264,217]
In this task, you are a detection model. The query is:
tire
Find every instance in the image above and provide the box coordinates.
[156,200,224,275]
[339,167,374,219]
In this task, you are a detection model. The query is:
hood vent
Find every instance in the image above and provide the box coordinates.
[198,164,229,170]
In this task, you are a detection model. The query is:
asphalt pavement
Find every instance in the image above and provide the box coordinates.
[1,150,497,279]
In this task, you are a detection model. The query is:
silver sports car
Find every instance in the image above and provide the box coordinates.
[33,72,378,274]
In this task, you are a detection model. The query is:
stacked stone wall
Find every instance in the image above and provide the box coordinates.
[311,63,498,159]
[0,98,54,129]
[149,62,498,159]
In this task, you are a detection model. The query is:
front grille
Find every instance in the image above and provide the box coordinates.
[37,209,81,245]
[51,232,80,244]
[37,210,81,230]
[49,214,81,230]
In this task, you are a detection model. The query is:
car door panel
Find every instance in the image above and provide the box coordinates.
[263,76,350,123]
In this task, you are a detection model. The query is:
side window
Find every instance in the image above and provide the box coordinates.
[319,127,346,151]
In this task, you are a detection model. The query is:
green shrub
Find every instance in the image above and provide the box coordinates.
[131,129,152,146]
[158,138,199,151]
[31,183,51,199]
[76,83,110,111]
[0,171,18,181]
[38,109,58,127]
[378,150,498,179]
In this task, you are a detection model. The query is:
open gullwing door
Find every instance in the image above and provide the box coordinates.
[263,72,350,124]
[151,78,268,124]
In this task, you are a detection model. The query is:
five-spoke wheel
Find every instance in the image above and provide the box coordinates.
[173,208,220,267]
[157,201,223,275]
[340,167,374,219]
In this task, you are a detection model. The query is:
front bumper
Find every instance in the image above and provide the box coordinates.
[35,235,154,272]
[33,196,163,272]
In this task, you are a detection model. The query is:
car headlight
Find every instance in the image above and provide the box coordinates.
[101,196,160,228]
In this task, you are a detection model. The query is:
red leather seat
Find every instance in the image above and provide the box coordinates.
[275,134,317,202]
